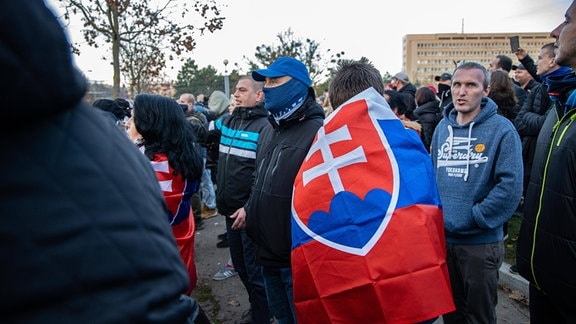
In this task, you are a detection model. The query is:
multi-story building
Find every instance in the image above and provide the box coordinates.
[402,32,554,86]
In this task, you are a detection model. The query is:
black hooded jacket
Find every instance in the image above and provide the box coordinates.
[0,2,199,322]
[245,91,325,267]
[516,71,576,301]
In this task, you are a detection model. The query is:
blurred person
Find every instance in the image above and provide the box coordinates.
[384,89,422,136]
[391,71,417,119]
[321,88,333,117]
[197,93,208,108]
[205,91,232,248]
[240,57,324,324]
[488,54,528,112]
[211,75,272,324]
[132,94,204,295]
[516,2,576,321]
[512,63,540,94]
[487,70,521,240]
[92,97,131,129]
[514,42,568,211]
[178,96,208,230]
[190,91,229,220]
[291,58,455,323]
[413,86,442,152]
[435,72,453,109]
[431,62,523,324]
[488,69,519,122]
[0,1,208,322]
[508,43,561,275]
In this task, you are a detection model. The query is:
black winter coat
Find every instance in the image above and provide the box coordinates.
[514,83,552,195]
[245,93,324,267]
[0,2,198,322]
[398,83,417,120]
[517,93,576,301]
[412,99,441,152]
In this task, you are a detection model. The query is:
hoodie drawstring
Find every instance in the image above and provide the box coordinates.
[464,122,475,182]
[446,125,454,166]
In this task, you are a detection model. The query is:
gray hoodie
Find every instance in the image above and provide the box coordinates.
[431,97,523,244]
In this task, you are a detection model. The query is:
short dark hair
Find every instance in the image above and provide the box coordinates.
[496,55,513,72]
[328,57,384,109]
[384,90,407,115]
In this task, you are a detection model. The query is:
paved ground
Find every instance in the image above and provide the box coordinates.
[191,216,250,324]
[191,216,530,324]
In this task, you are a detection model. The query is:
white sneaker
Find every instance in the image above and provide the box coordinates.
[213,264,237,281]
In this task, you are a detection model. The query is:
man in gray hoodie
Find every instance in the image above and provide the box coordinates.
[431,62,523,324]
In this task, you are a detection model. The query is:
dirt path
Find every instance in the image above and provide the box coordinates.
[191,216,250,324]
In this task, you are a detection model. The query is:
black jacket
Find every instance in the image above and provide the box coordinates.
[215,104,270,217]
[517,83,576,300]
[245,92,324,267]
[398,83,417,119]
[413,99,441,152]
[514,83,552,195]
[0,2,198,322]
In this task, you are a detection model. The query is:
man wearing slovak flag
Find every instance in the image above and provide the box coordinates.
[291,59,455,323]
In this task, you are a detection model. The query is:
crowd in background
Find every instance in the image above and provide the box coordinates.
[4,0,576,323]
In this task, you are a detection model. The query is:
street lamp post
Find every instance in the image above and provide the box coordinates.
[223,59,230,98]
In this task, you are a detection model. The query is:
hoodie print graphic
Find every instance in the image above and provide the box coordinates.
[436,125,489,181]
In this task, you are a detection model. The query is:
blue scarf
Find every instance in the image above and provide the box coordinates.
[263,78,309,122]
[545,67,576,114]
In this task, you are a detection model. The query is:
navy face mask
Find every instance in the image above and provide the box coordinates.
[263,78,309,122]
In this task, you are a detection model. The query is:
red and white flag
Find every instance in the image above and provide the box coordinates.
[292,87,454,323]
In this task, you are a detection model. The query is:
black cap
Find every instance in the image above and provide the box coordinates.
[434,72,452,81]
[512,63,526,70]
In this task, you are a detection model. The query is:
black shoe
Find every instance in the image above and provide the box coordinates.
[217,232,227,240]
[195,219,205,230]
[216,239,229,248]
[509,264,519,274]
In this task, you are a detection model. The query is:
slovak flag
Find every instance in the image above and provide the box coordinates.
[291,87,454,323]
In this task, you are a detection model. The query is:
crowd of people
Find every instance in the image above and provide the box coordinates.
[4,0,576,323]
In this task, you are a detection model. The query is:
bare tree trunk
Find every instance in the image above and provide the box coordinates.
[111,4,120,98]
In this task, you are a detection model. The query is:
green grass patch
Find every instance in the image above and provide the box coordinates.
[192,282,221,323]
[505,213,523,265]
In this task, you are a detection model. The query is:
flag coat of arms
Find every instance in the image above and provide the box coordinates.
[291,88,454,323]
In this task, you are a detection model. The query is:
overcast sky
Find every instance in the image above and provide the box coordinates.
[45,0,570,83]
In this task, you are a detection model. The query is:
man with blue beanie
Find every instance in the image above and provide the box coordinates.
[431,62,523,324]
[233,57,324,323]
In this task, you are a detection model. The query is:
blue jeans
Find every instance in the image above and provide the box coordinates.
[200,158,216,209]
[261,266,296,324]
[226,218,270,323]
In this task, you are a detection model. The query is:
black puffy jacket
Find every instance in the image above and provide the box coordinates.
[0,2,198,322]
[517,91,576,301]
[245,93,324,267]
[514,83,552,195]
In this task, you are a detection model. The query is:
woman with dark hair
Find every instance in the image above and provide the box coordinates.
[132,93,204,294]
[488,70,519,122]
[413,86,441,152]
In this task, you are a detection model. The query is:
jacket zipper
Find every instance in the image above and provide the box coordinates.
[530,107,576,289]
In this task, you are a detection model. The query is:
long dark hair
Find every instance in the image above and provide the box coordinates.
[133,94,202,182]
[488,70,518,120]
